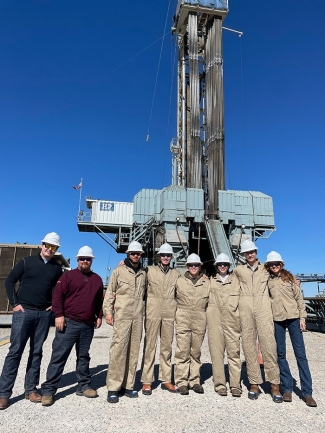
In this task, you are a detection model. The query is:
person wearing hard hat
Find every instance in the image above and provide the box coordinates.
[174,253,210,395]
[207,253,242,397]
[141,243,179,396]
[41,246,103,406]
[0,232,62,410]
[104,240,147,403]
[265,251,317,408]
[234,239,282,403]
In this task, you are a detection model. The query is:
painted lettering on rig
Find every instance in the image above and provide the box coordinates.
[100,202,114,211]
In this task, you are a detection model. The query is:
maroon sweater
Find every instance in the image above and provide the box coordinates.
[52,268,103,325]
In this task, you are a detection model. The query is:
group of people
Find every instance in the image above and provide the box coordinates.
[0,234,317,410]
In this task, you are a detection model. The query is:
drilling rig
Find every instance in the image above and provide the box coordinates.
[77,0,275,273]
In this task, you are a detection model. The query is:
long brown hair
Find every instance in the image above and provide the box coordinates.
[264,263,295,284]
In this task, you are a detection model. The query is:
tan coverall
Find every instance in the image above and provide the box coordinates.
[174,273,210,388]
[207,273,241,392]
[141,265,179,384]
[103,264,147,391]
[234,263,280,385]
[268,277,307,322]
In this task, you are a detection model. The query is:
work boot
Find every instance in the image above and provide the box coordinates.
[304,396,317,407]
[76,388,98,398]
[178,386,189,395]
[142,384,152,396]
[107,391,119,403]
[161,382,178,393]
[271,384,283,403]
[231,388,242,398]
[217,387,227,396]
[25,392,42,403]
[192,384,204,394]
[0,397,9,410]
[124,389,138,398]
[283,392,292,402]
[248,384,260,400]
[41,395,54,407]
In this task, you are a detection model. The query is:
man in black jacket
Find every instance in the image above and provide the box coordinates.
[0,232,62,410]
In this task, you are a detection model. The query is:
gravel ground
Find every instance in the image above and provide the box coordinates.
[0,324,324,433]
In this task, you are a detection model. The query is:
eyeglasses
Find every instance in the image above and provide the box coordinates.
[268,262,281,267]
[187,263,200,268]
[217,263,229,267]
[43,243,58,252]
[129,252,141,256]
[160,254,172,258]
[78,257,92,262]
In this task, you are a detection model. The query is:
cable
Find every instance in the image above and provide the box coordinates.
[146,0,172,142]
[0,32,170,148]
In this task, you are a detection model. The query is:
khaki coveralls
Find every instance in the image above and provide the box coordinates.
[207,273,241,393]
[174,273,210,388]
[103,264,147,391]
[234,263,280,385]
[141,265,179,384]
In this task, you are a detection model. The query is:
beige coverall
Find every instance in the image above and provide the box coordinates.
[174,273,210,388]
[141,265,179,384]
[234,263,280,385]
[103,264,147,391]
[207,273,241,392]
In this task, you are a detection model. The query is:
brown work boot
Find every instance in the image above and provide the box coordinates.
[0,397,9,410]
[192,384,204,394]
[25,392,42,403]
[248,384,260,400]
[304,396,317,407]
[271,384,283,403]
[161,382,178,393]
[231,388,242,397]
[41,395,54,406]
[76,388,98,398]
[142,384,152,396]
[283,392,292,402]
[178,385,189,395]
[217,387,227,396]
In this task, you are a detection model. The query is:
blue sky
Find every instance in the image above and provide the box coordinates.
[0,0,324,296]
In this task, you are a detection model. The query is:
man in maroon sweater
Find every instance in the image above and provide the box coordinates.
[41,246,103,406]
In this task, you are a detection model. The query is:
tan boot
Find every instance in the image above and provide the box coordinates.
[271,383,283,403]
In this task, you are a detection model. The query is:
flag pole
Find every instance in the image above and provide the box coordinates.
[78,178,83,215]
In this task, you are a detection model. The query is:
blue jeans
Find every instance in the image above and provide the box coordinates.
[41,318,94,395]
[274,318,313,396]
[0,308,52,398]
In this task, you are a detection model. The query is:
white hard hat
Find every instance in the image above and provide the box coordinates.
[266,251,284,264]
[240,239,258,253]
[75,246,95,258]
[186,253,203,265]
[158,243,173,254]
[215,253,231,264]
[126,240,144,253]
[41,232,60,247]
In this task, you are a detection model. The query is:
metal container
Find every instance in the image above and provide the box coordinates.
[91,200,134,226]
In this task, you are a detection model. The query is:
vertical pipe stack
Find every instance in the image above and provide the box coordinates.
[187,13,201,189]
[206,16,225,214]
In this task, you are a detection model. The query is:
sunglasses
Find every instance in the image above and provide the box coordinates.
[43,243,58,252]
[268,262,281,267]
[217,263,229,267]
[78,257,92,262]
[129,252,141,256]
[160,254,172,258]
[187,263,200,268]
